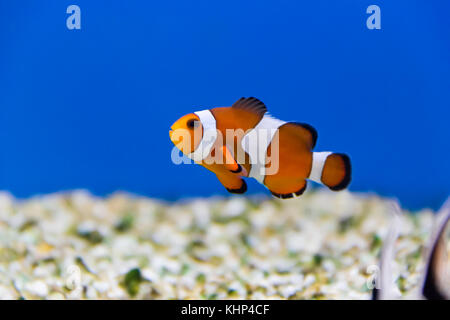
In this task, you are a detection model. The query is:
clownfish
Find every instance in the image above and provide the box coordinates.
[169,97,351,199]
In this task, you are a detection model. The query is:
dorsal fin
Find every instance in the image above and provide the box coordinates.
[231,97,267,117]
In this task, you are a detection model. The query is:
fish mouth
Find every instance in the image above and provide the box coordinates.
[169,129,175,143]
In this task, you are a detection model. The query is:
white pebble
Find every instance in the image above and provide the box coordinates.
[25,280,49,297]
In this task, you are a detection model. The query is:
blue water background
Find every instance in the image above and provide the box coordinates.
[1,1,449,210]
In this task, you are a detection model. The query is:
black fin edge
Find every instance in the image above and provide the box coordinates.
[272,183,307,199]
[329,153,352,191]
[232,97,267,117]
[226,180,247,194]
[271,192,294,199]
[230,164,242,174]
[295,184,307,196]
[291,122,318,149]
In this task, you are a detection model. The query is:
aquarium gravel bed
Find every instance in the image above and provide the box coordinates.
[0,190,438,299]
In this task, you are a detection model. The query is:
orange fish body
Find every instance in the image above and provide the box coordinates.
[169,97,351,198]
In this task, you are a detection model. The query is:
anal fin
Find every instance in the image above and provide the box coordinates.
[267,180,307,199]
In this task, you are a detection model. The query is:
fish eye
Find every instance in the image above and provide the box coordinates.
[187,119,199,129]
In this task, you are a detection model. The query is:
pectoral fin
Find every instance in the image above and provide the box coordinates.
[219,146,247,176]
[216,172,247,194]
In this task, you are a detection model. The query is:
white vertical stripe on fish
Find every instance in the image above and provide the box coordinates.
[241,115,286,184]
[309,152,332,183]
[186,110,217,162]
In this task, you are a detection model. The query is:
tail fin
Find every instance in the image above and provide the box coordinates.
[309,152,351,191]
